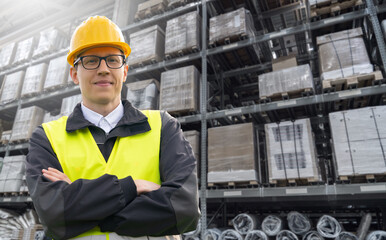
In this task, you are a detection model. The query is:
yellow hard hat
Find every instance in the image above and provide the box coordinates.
[67,16,131,66]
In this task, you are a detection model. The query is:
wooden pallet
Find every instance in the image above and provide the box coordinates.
[135,3,166,21]
[43,83,68,93]
[270,177,322,187]
[21,92,40,99]
[338,174,386,184]
[167,0,187,10]
[209,33,249,48]
[208,180,259,189]
[260,88,314,103]
[168,109,199,118]
[128,57,160,69]
[322,71,384,92]
[165,45,199,60]
[311,0,363,17]
[9,138,30,144]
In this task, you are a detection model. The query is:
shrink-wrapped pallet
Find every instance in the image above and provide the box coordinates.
[259,64,314,99]
[208,123,258,183]
[60,94,82,116]
[13,37,34,64]
[209,8,256,44]
[0,71,25,104]
[265,119,320,183]
[44,55,69,91]
[0,42,16,69]
[33,28,62,58]
[329,106,386,176]
[317,28,373,81]
[10,106,44,142]
[160,65,199,114]
[21,63,47,97]
[126,79,159,110]
[135,0,168,20]
[0,156,25,193]
[0,130,11,144]
[128,25,165,66]
[165,11,200,56]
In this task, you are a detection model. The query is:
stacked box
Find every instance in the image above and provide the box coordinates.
[0,156,25,192]
[0,42,16,69]
[126,79,159,110]
[135,0,168,19]
[208,123,258,183]
[160,65,200,114]
[128,25,165,66]
[21,63,48,98]
[0,71,25,104]
[10,106,44,142]
[329,106,386,176]
[272,55,297,71]
[13,37,34,65]
[0,130,11,144]
[183,130,200,171]
[44,55,69,90]
[165,11,201,56]
[60,94,82,116]
[265,119,320,182]
[209,8,256,43]
[258,64,314,98]
[33,28,62,58]
[317,28,373,81]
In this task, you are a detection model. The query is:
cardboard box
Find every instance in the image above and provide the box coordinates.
[21,63,47,97]
[44,55,69,90]
[0,70,25,104]
[272,55,297,71]
[10,106,44,142]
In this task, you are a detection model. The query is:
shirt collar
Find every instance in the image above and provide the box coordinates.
[81,102,124,132]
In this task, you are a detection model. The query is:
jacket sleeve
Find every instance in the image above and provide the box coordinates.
[99,111,201,236]
[26,126,138,240]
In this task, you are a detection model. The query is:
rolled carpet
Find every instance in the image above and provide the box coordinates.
[220,229,244,240]
[232,213,260,235]
[245,230,269,240]
[317,215,342,238]
[262,215,284,236]
[276,230,299,240]
[287,211,312,235]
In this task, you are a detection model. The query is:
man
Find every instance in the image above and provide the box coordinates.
[26,16,200,240]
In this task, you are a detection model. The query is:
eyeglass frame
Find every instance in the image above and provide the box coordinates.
[73,54,126,70]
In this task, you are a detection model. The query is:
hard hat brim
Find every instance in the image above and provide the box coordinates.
[67,41,131,67]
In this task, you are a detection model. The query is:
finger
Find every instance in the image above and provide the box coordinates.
[43,169,64,179]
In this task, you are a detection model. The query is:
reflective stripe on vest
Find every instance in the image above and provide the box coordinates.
[42,110,162,238]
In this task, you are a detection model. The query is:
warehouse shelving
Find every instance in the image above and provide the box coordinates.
[0,0,386,237]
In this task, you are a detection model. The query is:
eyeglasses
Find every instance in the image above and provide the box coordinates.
[74,55,126,70]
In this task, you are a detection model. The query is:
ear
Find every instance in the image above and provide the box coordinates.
[123,64,128,83]
[70,66,79,85]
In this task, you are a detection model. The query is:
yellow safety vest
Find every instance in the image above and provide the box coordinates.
[42,110,162,239]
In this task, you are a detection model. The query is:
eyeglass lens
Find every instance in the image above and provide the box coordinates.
[82,55,124,69]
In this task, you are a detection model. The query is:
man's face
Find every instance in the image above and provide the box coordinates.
[70,46,128,108]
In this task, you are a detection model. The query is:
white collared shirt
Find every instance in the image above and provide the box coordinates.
[81,102,124,133]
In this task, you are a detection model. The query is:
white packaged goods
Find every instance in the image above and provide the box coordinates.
[258,64,314,99]
[21,63,48,97]
[0,208,42,239]
[33,28,61,57]
[128,25,165,66]
[0,156,25,192]
[13,37,34,64]
[0,71,25,104]
[160,65,200,113]
[0,42,16,69]
[208,122,258,183]
[126,79,159,110]
[60,94,82,116]
[44,55,69,90]
[10,106,44,142]
[265,119,320,182]
[165,11,200,56]
[329,106,386,176]
[317,28,373,81]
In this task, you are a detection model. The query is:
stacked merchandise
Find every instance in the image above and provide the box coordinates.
[126,79,159,110]
[135,0,168,20]
[183,130,200,176]
[317,28,375,88]
[329,106,386,177]
[265,119,321,184]
[128,25,165,66]
[13,37,35,65]
[0,42,16,69]
[0,208,42,240]
[44,55,69,91]
[0,70,25,104]
[208,122,259,184]
[168,0,193,8]
[10,106,44,142]
[159,65,200,114]
[165,11,200,57]
[60,94,82,116]
[33,28,63,58]
[0,130,11,145]
[21,63,48,98]
[258,64,314,99]
[309,0,363,17]
[0,155,25,193]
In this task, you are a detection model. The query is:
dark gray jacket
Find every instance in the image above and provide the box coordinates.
[26,100,200,239]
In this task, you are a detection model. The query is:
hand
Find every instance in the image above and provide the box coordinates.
[42,167,72,184]
[134,179,160,195]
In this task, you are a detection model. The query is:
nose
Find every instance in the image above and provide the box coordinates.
[97,59,110,75]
